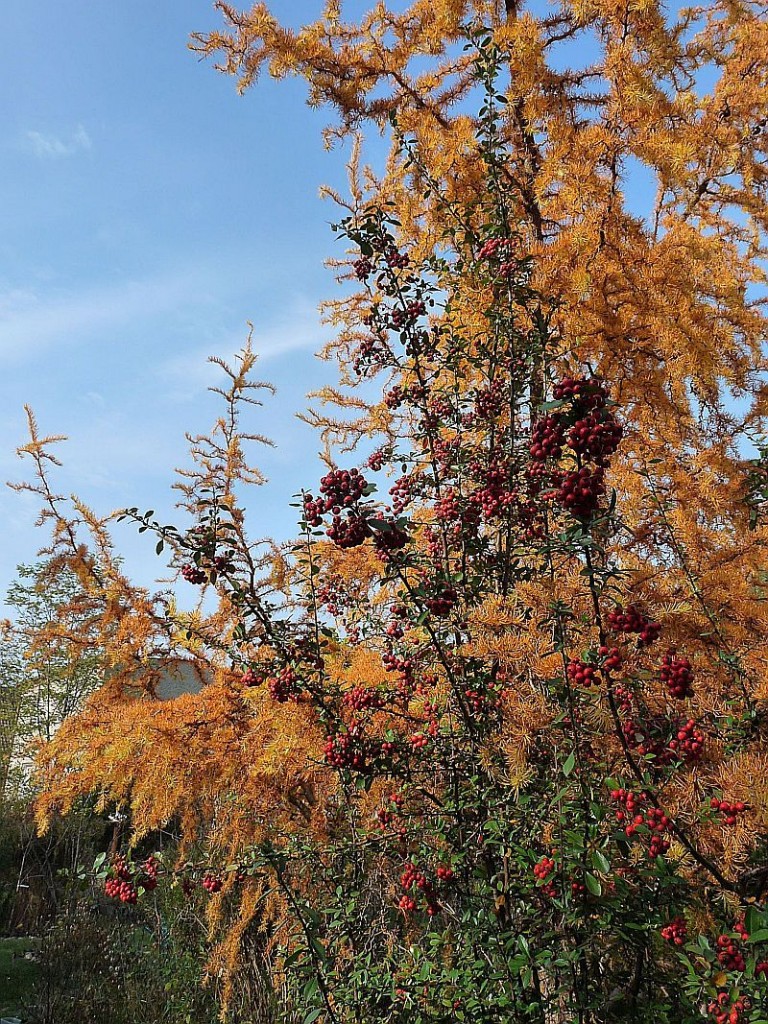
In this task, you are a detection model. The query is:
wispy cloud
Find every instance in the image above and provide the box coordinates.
[158,299,328,402]
[0,270,213,362]
[24,124,91,159]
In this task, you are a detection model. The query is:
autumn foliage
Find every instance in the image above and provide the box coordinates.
[12,2,768,1022]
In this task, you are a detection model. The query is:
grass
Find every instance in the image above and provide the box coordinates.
[0,936,38,1019]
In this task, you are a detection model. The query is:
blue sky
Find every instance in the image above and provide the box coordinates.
[0,1,387,605]
[0,1,706,610]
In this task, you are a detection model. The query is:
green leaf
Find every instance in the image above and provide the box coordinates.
[591,850,611,873]
[310,938,327,962]
[585,873,602,897]
[538,399,567,412]
[745,907,768,934]
[747,929,768,943]
[562,751,576,777]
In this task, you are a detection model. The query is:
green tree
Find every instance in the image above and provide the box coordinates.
[0,561,107,933]
[0,562,104,799]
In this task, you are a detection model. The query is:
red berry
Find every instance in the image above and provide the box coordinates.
[181,563,207,585]
[660,650,694,699]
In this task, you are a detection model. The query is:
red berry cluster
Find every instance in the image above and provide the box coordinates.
[315,580,349,616]
[113,855,132,882]
[431,436,455,470]
[139,855,159,892]
[399,862,437,915]
[667,719,705,761]
[567,659,598,687]
[303,468,368,526]
[180,520,234,583]
[321,467,366,505]
[716,920,749,971]
[324,726,373,773]
[267,666,301,703]
[712,993,751,1024]
[473,379,506,421]
[434,488,461,522]
[327,512,372,549]
[343,686,385,712]
[384,385,404,409]
[554,467,606,518]
[611,789,671,858]
[181,563,207,585]
[599,646,623,671]
[567,411,623,464]
[385,248,409,269]
[530,414,565,461]
[660,917,687,946]
[517,497,546,541]
[607,605,661,646]
[105,855,138,903]
[468,463,516,520]
[622,714,704,767]
[353,256,373,280]
[436,865,454,882]
[463,679,505,715]
[707,992,750,1024]
[552,377,606,409]
[202,873,223,894]
[424,526,444,560]
[372,520,408,557]
[427,394,453,420]
[533,856,557,897]
[613,683,634,714]
[241,667,262,687]
[533,855,555,880]
[366,447,388,471]
[389,474,414,515]
[390,300,425,330]
[477,237,514,261]
[353,334,391,376]
[105,877,137,903]
[382,654,415,687]
[425,584,458,617]
[105,853,162,903]
[660,651,694,699]
[710,797,748,825]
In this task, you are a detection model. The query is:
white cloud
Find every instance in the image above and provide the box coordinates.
[0,270,211,362]
[157,299,328,402]
[24,124,91,159]
[0,267,326,369]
